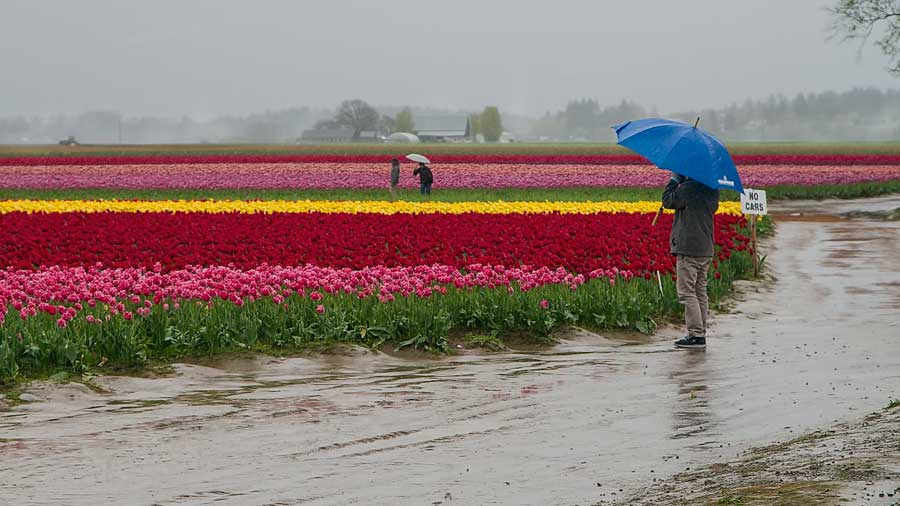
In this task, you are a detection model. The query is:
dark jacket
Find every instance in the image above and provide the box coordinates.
[662,178,719,257]
[390,163,400,185]
[413,165,433,185]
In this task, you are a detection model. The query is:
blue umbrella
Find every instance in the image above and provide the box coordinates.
[612,118,744,194]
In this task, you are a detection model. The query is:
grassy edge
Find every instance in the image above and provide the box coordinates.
[0,243,756,394]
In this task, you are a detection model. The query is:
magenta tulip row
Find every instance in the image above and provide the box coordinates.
[2,163,899,189]
[1,263,632,324]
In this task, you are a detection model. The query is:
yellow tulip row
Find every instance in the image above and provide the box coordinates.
[0,199,743,215]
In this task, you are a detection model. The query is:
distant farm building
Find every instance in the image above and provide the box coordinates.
[300,128,353,143]
[414,114,472,142]
[499,131,517,143]
[300,129,382,143]
[387,132,420,143]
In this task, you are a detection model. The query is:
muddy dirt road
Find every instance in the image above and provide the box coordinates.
[2,196,899,506]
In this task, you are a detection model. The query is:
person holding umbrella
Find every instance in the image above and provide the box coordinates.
[407,153,434,196]
[612,118,744,350]
[663,172,719,349]
[413,162,433,195]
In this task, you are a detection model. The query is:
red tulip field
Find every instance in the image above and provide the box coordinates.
[1,143,898,382]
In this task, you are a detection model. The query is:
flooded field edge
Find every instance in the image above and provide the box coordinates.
[0,324,663,410]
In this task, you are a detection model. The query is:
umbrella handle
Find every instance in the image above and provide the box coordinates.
[651,206,663,226]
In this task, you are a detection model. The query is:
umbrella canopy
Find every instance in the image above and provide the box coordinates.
[405,153,431,164]
[612,118,744,193]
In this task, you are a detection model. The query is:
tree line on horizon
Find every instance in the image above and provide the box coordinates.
[309,100,504,142]
[531,88,900,142]
[1,88,899,144]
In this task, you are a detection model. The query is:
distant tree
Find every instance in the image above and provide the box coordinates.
[0,115,31,143]
[378,114,396,136]
[831,0,900,75]
[312,118,341,131]
[395,109,414,133]
[469,113,482,137]
[243,120,277,142]
[529,110,564,140]
[599,99,646,138]
[334,99,380,139]
[562,99,600,139]
[549,98,646,141]
[479,106,503,142]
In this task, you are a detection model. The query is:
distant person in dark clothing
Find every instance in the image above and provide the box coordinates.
[413,162,433,196]
[662,172,720,349]
[389,158,400,196]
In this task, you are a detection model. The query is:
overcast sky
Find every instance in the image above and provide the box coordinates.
[1,0,895,118]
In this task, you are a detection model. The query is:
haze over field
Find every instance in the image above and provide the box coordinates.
[2,1,899,142]
[2,0,895,116]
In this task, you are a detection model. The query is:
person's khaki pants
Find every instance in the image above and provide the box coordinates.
[676,255,712,337]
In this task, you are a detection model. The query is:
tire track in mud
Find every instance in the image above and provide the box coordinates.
[268,352,615,460]
[331,425,515,459]
[262,350,634,468]
[287,395,541,458]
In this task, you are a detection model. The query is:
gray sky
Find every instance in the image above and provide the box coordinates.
[1,0,895,118]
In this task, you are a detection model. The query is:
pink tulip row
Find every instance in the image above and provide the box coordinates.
[2,163,900,189]
[0,263,632,324]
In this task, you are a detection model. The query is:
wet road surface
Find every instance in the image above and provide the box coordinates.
[2,196,899,506]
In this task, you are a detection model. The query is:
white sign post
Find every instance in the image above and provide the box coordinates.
[740,189,767,276]
[740,188,768,216]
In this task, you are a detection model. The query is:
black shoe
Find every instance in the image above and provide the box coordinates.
[674,335,706,349]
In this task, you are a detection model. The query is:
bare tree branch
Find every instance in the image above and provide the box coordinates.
[830,0,900,74]
[334,99,379,139]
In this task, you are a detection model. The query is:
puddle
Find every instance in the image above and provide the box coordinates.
[771,194,900,216]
